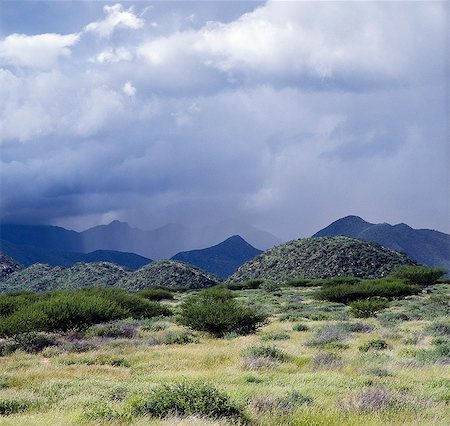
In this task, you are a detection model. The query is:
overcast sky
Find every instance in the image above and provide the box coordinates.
[0,1,448,239]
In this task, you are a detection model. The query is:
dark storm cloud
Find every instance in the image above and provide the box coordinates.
[0,1,448,238]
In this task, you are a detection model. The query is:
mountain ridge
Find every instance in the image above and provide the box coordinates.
[172,235,262,278]
[313,215,450,271]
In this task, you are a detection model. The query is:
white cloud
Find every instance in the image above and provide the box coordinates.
[122,81,136,97]
[0,33,80,69]
[94,47,133,64]
[84,4,144,38]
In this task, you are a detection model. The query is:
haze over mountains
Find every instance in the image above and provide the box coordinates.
[0,219,279,264]
[313,216,450,271]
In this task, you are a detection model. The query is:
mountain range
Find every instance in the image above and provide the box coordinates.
[0,219,280,260]
[313,215,450,271]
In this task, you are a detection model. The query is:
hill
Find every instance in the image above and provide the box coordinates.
[0,253,22,279]
[229,236,415,282]
[313,216,450,271]
[117,260,221,291]
[0,262,130,293]
[171,235,262,278]
[0,239,152,270]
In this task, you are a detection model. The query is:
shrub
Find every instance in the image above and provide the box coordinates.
[321,277,361,287]
[425,321,450,337]
[85,321,138,339]
[315,279,420,304]
[339,322,374,333]
[129,382,244,420]
[359,339,389,352]
[137,289,174,301]
[306,325,348,347]
[293,323,309,332]
[178,287,267,337]
[343,387,397,412]
[11,332,56,353]
[349,299,389,318]
[0,395,38,415]
[162,331,198,345]
[0,289,172,337]
[261,331,290,341]
[312,352,343,369]
[250,391,312,414]
[224,279,263,290]
[246,345,288,362]
[284,278,313,287]
[390,265,447,287]
[261,281,281,293]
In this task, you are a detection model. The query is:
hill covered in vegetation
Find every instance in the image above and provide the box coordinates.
[229,236,415,282]
[117,260,221,291]
[172,235,262,278]
[0,262,130,293]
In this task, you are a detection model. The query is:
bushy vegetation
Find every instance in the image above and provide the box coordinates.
[349,298,389,318]
[137,288,174,301]
[0,288,171,336]
[223,279,263,290]
[128,382,244,420]
[178,287,267,337]
[315,278,420,303]
[358,339,389,352]
[391,265,447,286]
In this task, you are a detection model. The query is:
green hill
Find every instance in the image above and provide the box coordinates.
[117,260,221,291]
[0,262,129,293]
[229,236,415,283]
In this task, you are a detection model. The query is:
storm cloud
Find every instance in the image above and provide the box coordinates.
[0,1,448,239]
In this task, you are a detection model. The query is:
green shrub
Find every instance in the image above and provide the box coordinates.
[178,287,267,337]
[0,289,171,337]
[390,265,446,287]
[321,277,361,287]
[261,331,290,341]
[425,321,450,337]
[137,289,174,301]
[224,279,263,290]
[284,278,313,287]
[349,299,389,318]
[128,382,244,420]
[293,323,309,332]
[85,321,137,339]
[162,331,198,345]
[358,339,389,352]
[261,281,281,293]
[315,279,420,304]
[245,345,288,361]
[0,397,37,415]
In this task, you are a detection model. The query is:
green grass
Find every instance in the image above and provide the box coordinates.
[0,284,448,425]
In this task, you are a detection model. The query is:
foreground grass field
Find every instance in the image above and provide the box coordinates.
[0,283,449,425]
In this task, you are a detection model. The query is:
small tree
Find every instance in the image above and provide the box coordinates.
[390,265,447,287]
[178,287,267,337]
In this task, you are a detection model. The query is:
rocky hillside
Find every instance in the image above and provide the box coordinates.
[229,236,415,282]
[172,235,262,279]
[0,253,22,279]
[117,260,220,291]
[0,262,129,293]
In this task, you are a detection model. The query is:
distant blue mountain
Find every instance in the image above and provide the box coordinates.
[313,215,450,271]
[0,239,151,270]
[172,235,262,278]
[0,220,280,259]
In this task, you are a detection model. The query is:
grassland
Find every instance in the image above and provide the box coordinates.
[0,283,449,425]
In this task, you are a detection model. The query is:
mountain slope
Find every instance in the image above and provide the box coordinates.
[313,216,450,270]
[171,235,262,278]
[229,236,415,282]
[0,239,151,270]
[0,253,22,279]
